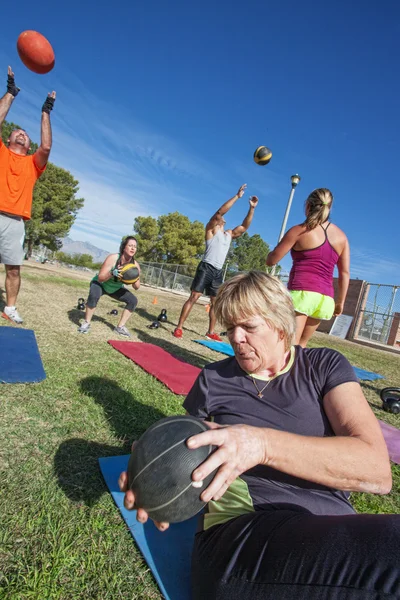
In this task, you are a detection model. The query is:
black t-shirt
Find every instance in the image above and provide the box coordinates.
[183,346,359,530]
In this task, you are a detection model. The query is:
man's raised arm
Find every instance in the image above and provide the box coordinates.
[206,184,247,230]
[230,196,258,239]
[0,67,20,130]
[34,91,56,170]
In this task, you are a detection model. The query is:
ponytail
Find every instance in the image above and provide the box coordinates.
[304,188,333,230]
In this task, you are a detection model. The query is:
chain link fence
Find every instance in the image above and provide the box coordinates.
[31,250,290,297]
[355,283,400,345]
[139,263,195,295]
[140,261,290,295]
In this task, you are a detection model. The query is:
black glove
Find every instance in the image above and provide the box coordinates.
[42,96,55,114]
[7,73,20,97]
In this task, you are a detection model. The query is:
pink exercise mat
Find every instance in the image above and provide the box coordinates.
[379,420,400,465]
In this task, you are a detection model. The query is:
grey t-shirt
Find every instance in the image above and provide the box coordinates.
[202,230,232,270]
[183,346,359,526]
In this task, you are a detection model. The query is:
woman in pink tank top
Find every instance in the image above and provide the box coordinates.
[266,188,350,347]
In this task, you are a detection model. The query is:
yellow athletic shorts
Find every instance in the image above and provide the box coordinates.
[290,290,335,321]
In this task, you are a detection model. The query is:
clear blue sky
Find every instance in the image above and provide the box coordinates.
[2,0,400,283]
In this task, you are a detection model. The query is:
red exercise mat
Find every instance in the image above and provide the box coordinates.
[108,341,200,395]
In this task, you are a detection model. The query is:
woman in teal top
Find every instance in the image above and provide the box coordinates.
[78,236,140,337]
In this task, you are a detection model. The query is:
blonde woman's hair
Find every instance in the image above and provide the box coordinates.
[304,188,333,230]
[214,271,296,351]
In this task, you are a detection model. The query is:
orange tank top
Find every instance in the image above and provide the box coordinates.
[0,140,46,220]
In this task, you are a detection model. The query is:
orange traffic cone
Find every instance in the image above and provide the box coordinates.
[152,296,158,305]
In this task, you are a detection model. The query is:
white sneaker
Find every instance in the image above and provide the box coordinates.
[114,325,131,337]
[2,306,23,324]
[78,321,91,334]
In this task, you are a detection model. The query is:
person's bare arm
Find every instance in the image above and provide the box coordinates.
[97,254,119,283]
[186,381,392,503]
[261,381,391,494]
[334,238,350,316]
[229,196,258,239]
[205,184,247,232]
[266,225,302,266]
[0,67,19,130]
[34,92,56,170]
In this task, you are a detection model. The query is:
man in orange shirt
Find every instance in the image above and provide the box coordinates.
[0,66,56,324]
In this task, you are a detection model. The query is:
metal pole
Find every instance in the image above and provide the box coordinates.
[156,263,163,288]
[277,186,297,243]
[222,261,229,282]
[270,174,300,276]
[172,264,179,289]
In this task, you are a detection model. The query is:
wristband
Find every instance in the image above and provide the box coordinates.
[7,74,20,97]
[42,96,55,114]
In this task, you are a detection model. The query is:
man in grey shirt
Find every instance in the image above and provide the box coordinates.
[173,184,258,340]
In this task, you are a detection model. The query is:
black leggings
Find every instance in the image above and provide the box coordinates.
[86,281,138,312]
[192,509,400,599]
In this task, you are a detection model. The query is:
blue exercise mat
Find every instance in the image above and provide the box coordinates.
[99,455,196,600]
[352,366,384,381]
[0,326,46,383]
[194,340,384,381]
[194,339,234,356]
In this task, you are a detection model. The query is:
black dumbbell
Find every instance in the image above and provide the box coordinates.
[148,321,160,329]
[109,309,118,316]
[77,298,85,310]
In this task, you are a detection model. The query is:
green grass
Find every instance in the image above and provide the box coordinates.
[0,263,399,598]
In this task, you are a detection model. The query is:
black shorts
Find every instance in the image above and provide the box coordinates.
[191,509,400,599]
[191,261,223,297]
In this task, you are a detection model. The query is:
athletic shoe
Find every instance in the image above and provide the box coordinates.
[114,325,131,337]
[78,321,91,334]
[2,306,23,324]
[173,328,183,338]
[206,332,223,342]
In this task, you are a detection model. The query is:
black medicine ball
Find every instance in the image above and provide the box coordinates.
[253,145,273,166]
[127,416,217,523]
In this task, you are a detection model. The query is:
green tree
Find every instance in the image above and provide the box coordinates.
[25,164,84,256]
[226,233,270,275]
[132,216,160,261]
[1,120,84,257]
[74,253,94,268]
[54,251,101,270]
[133,212,205,269]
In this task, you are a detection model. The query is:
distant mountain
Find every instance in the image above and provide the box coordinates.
[60,236,110,263]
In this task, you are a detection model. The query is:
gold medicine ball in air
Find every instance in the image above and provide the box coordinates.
[253,146,273,166]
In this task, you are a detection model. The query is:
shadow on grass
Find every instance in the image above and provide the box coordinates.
[360,382,386,411]
[54,376,165,506]
[136,306,210,337]
[136,306,160,323]
[133,326,211,370]
[67,308,115,331]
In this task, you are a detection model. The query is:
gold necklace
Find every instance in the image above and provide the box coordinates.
[251,376,272,399]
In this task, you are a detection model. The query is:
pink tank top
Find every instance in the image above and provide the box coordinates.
[287,224,339,298]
